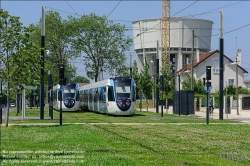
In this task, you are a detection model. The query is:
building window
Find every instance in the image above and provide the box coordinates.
[136,49,143,53]
[172,48,179,51]
[144,48,156,52]
[228,79,234,86]
[212,58,219,73]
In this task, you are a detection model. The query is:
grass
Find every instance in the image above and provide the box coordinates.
[4,107,238,124]
[1,124,250,165]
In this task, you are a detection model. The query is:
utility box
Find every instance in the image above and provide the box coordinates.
[173,90,194,115]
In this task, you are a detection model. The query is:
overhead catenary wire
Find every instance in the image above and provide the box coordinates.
[195,34,215,51]
[178,0,245,18]
[134,1,199,39]
[131,22,250,38]
[46,0,246,24]
[107,0,122,18]
[224,23,250,35]
[171,0,199,17]
[65,0,78,15]
[45,3,250,52]
[133,1,247,39]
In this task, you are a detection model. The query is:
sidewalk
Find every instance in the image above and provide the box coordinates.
[139,107,250,124]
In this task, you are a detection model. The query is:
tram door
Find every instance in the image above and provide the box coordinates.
[94,88,99,112]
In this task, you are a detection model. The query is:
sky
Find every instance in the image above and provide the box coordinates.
[1,0,250,82]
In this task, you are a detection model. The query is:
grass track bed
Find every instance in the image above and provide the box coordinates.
[1,123,250,165]
[5,108,240,124]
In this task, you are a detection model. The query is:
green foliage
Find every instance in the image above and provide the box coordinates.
[69,13,133,82]
[0,10,40,89]
[160,62,175,100]
[238,86,250,94]
[139,58,152,100]
[182,77,205,95]
[225,85,235,95]
[131,61,140,98]
[30,10,78,86]
[71,76,90,83]
[224,85,250,96]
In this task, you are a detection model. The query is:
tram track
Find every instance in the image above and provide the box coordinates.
[89,124,187,166]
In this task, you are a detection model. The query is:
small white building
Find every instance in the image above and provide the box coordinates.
[243,80,250,90]
[177,50,248,93]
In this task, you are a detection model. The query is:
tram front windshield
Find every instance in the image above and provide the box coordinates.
[63,85,76,99]
[114,79,131,100]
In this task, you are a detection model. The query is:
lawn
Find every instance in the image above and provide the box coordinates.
[1,124,250,165]
[4,107,237,124]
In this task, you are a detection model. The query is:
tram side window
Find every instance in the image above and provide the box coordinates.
[76,91,79,101]
[84,90,88,102]
[89,90,92,102]
[103,87,106,101]
[108,86,114,101]
[132,86,135,101]
[99,88,103,101]
[99,87,106,101]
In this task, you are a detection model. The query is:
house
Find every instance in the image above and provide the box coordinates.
[243,80,250,90]
[177,50,248,93]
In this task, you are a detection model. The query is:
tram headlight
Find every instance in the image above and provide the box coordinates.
[117,101,122,107]
[126,100,131,107]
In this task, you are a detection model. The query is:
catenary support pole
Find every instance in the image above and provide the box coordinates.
[219,10,224,120]
[40,6,45,119]
[156,40,159,113]
[178,74,181,116]
[206,80,209,125]
[191,30,194,90]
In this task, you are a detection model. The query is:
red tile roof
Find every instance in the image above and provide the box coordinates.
[177,50,248,73]
[243,80,250,83]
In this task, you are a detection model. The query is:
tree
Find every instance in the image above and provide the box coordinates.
[138,58,152,111]
[0,10,40,126]
[70,13,133,82]
[182,77,205,95]
[224,85,249,96]
[71,76,90,83]
[130,60,140,98]
[161,60,175,100]
[30,10,79,86]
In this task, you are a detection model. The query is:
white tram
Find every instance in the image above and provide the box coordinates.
[79,78,136,115]
[52,83,80,111]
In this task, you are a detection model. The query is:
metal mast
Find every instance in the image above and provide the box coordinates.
[161,0,170,66]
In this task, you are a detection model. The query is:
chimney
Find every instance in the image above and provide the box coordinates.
[237,49,241,66]
[196,48,200,63]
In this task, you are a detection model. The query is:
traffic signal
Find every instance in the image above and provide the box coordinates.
[171,61,175,73]
[59,64,64,80]
[206,66,211,80]
[160,75,164,90]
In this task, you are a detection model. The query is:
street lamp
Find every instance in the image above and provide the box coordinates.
[151,59,156,108]
[45,50,53,119]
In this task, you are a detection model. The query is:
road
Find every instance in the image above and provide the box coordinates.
[1,106,15,118]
